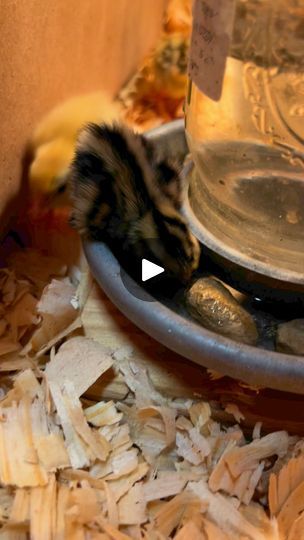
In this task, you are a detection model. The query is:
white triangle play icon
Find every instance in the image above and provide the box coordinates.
[142,258,164,282]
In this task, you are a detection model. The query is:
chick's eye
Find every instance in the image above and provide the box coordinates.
[56,183,67,195]
[75,151,104,180]
[156,161,177,184]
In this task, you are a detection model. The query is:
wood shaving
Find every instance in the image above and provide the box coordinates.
[0,398,48,487]
[188,480,279,540]
[118,483,146,525]
[106,448,139,480]
[269,454,304,515]
[23,278,80,356]
[174,519,204,539]
[138,406,176,448]
[189,402,211,431]
[253,422,263,440]
[176,430,206,465]
[151,491,202,537]
[225,403,245,424]
[0,245,302,538]
[0,269,39,358]
[46,337,114,398]
[225,432,289,477]
[277,481,304,538]
[6,249,67,293]
[119,361,166,408]
[143,473,187,502]
[0,355,36,372]
[207,369,225,380]
[268,454,304,538]
[287,511,304,540]
[110,463,149,503]
[85,400,123,427]
[48,380,91,469]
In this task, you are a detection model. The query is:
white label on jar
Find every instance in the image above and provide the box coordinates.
[188,0,236,101]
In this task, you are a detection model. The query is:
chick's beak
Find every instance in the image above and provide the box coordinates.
[179,267,193,285]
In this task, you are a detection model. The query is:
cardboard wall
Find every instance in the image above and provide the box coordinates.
[0,0,167,231]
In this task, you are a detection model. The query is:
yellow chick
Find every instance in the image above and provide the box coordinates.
[29,91,121,196]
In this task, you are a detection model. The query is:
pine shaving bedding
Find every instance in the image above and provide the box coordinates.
[0,250,302,539]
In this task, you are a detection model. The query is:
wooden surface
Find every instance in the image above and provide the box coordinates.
[82,281,304,436]
[0,0,167,233]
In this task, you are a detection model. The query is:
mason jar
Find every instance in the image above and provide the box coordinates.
[185,0,304,288]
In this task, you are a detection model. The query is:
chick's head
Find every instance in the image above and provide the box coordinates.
[29,137,75,197]
[152,34,189,99]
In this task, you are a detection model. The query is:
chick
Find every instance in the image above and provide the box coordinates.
[119,32,190,129]
[29,91,121,197]
[152,33,189,100]
[69,122,200,283]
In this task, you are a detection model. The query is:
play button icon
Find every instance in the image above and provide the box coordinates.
[119,239,168,301]
[142,259,164,282]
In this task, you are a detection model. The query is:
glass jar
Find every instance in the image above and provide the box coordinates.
[185,0,304,285]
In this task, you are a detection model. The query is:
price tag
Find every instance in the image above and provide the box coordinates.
[188,0,236,101]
